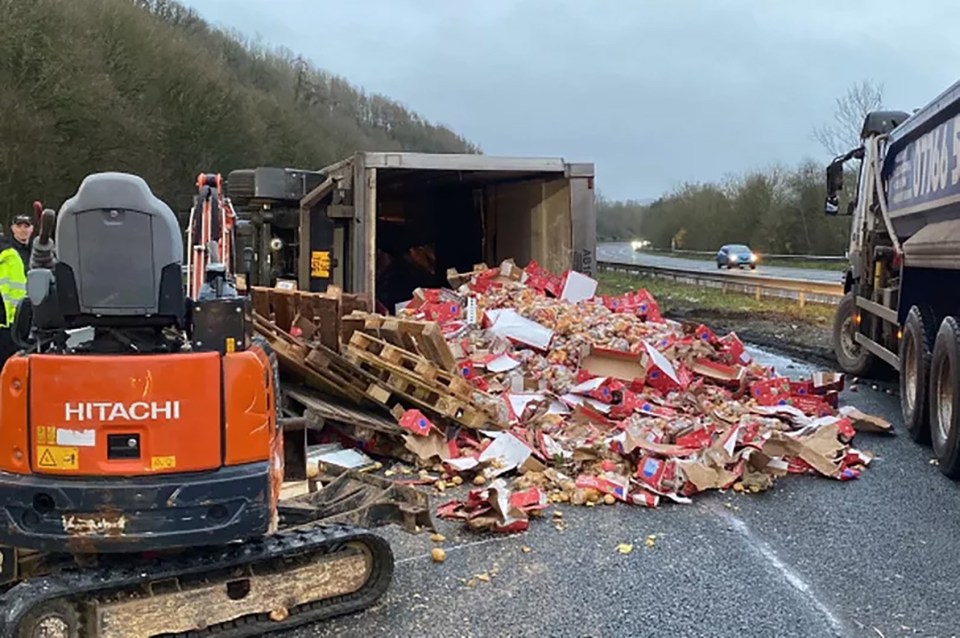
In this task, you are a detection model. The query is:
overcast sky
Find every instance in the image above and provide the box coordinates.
[184,0,958,201]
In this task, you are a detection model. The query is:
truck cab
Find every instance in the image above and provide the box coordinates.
[824,110,908,376]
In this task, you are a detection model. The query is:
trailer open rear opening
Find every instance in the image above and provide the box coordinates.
[298,153,596,311]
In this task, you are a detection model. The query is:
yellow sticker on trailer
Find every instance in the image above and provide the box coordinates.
[36,445,79,470]
[151,456,176,470]
[310,251,331,278]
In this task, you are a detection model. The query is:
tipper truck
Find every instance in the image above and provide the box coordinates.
[826,78,960,477]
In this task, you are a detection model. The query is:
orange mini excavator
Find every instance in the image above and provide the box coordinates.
[0,172,395,637]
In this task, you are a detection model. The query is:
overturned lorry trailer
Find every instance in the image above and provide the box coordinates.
[295,152,597,308]
[825,78,960,476]
[224,153,595,462]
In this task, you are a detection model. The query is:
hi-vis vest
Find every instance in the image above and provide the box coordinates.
[0,247,25,327]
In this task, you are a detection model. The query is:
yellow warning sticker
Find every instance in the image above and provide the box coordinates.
[36,445,79,470]
[225,337,236,353]
[35,426,56,446]
[151,456,176,470]
[310,251,331,278]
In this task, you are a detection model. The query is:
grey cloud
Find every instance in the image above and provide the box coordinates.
[184,0,960,200]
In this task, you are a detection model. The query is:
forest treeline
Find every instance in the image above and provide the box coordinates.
[0,0,478,218]
[597,160,855,256]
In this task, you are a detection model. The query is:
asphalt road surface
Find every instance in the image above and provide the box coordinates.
[283,347,960,638]
[598,242,843,284]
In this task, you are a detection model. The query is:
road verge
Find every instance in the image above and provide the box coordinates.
[596,271,836,366]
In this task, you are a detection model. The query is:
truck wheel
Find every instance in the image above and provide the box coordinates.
[900,305,937,443]
[832,292,875,376]
[930,317,960,478]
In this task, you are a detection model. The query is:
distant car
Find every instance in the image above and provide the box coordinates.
[716,244,758,269]
[630,239,651,251]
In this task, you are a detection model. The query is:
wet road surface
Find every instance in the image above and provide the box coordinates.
[285,346,960,638]
[598,242,843,284]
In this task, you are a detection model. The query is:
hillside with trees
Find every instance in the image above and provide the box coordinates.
[0,0,478,218]
[598,81,884,256]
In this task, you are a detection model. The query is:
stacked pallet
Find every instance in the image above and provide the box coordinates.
[343,330,503,429]
[252,312,374,405]
[251,288,503,430]
[250,285,368,351]
[249,286,374,403]
[340,312,456,372]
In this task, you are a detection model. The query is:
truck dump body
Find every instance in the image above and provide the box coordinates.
[299,152,595,311]
[883,79,960,256]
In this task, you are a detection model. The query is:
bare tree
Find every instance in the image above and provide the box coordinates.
[814,80,885,156]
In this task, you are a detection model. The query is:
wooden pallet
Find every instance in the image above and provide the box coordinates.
[252,286,372,352]
[254,309,469,427]
[343,312,457,372]
[253,312,371,406]
[348,331,474,399]
[282,386,400,435]
[360,336,505,424]
[302,345,396,407]
[344,341,491,429]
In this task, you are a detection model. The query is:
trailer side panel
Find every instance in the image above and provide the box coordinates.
[569,174,596,277]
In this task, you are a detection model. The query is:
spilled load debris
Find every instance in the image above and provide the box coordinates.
[252,259,892,535]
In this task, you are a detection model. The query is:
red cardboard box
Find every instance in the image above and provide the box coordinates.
[398,409,433,436]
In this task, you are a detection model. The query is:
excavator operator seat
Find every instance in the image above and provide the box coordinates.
[53,172,185,324]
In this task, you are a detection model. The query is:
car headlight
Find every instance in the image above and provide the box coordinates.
[750,253,758,262]
[631,241,642,250]
[728,255,736,262]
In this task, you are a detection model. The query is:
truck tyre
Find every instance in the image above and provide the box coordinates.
[929,316,960,478]
[900,305,937,443]
[832,292,875,376]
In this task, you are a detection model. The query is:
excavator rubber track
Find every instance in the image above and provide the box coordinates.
[0,523,394,638]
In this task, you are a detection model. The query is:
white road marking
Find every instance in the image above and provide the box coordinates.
[711,504,849,636]
[396,534,523,565]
